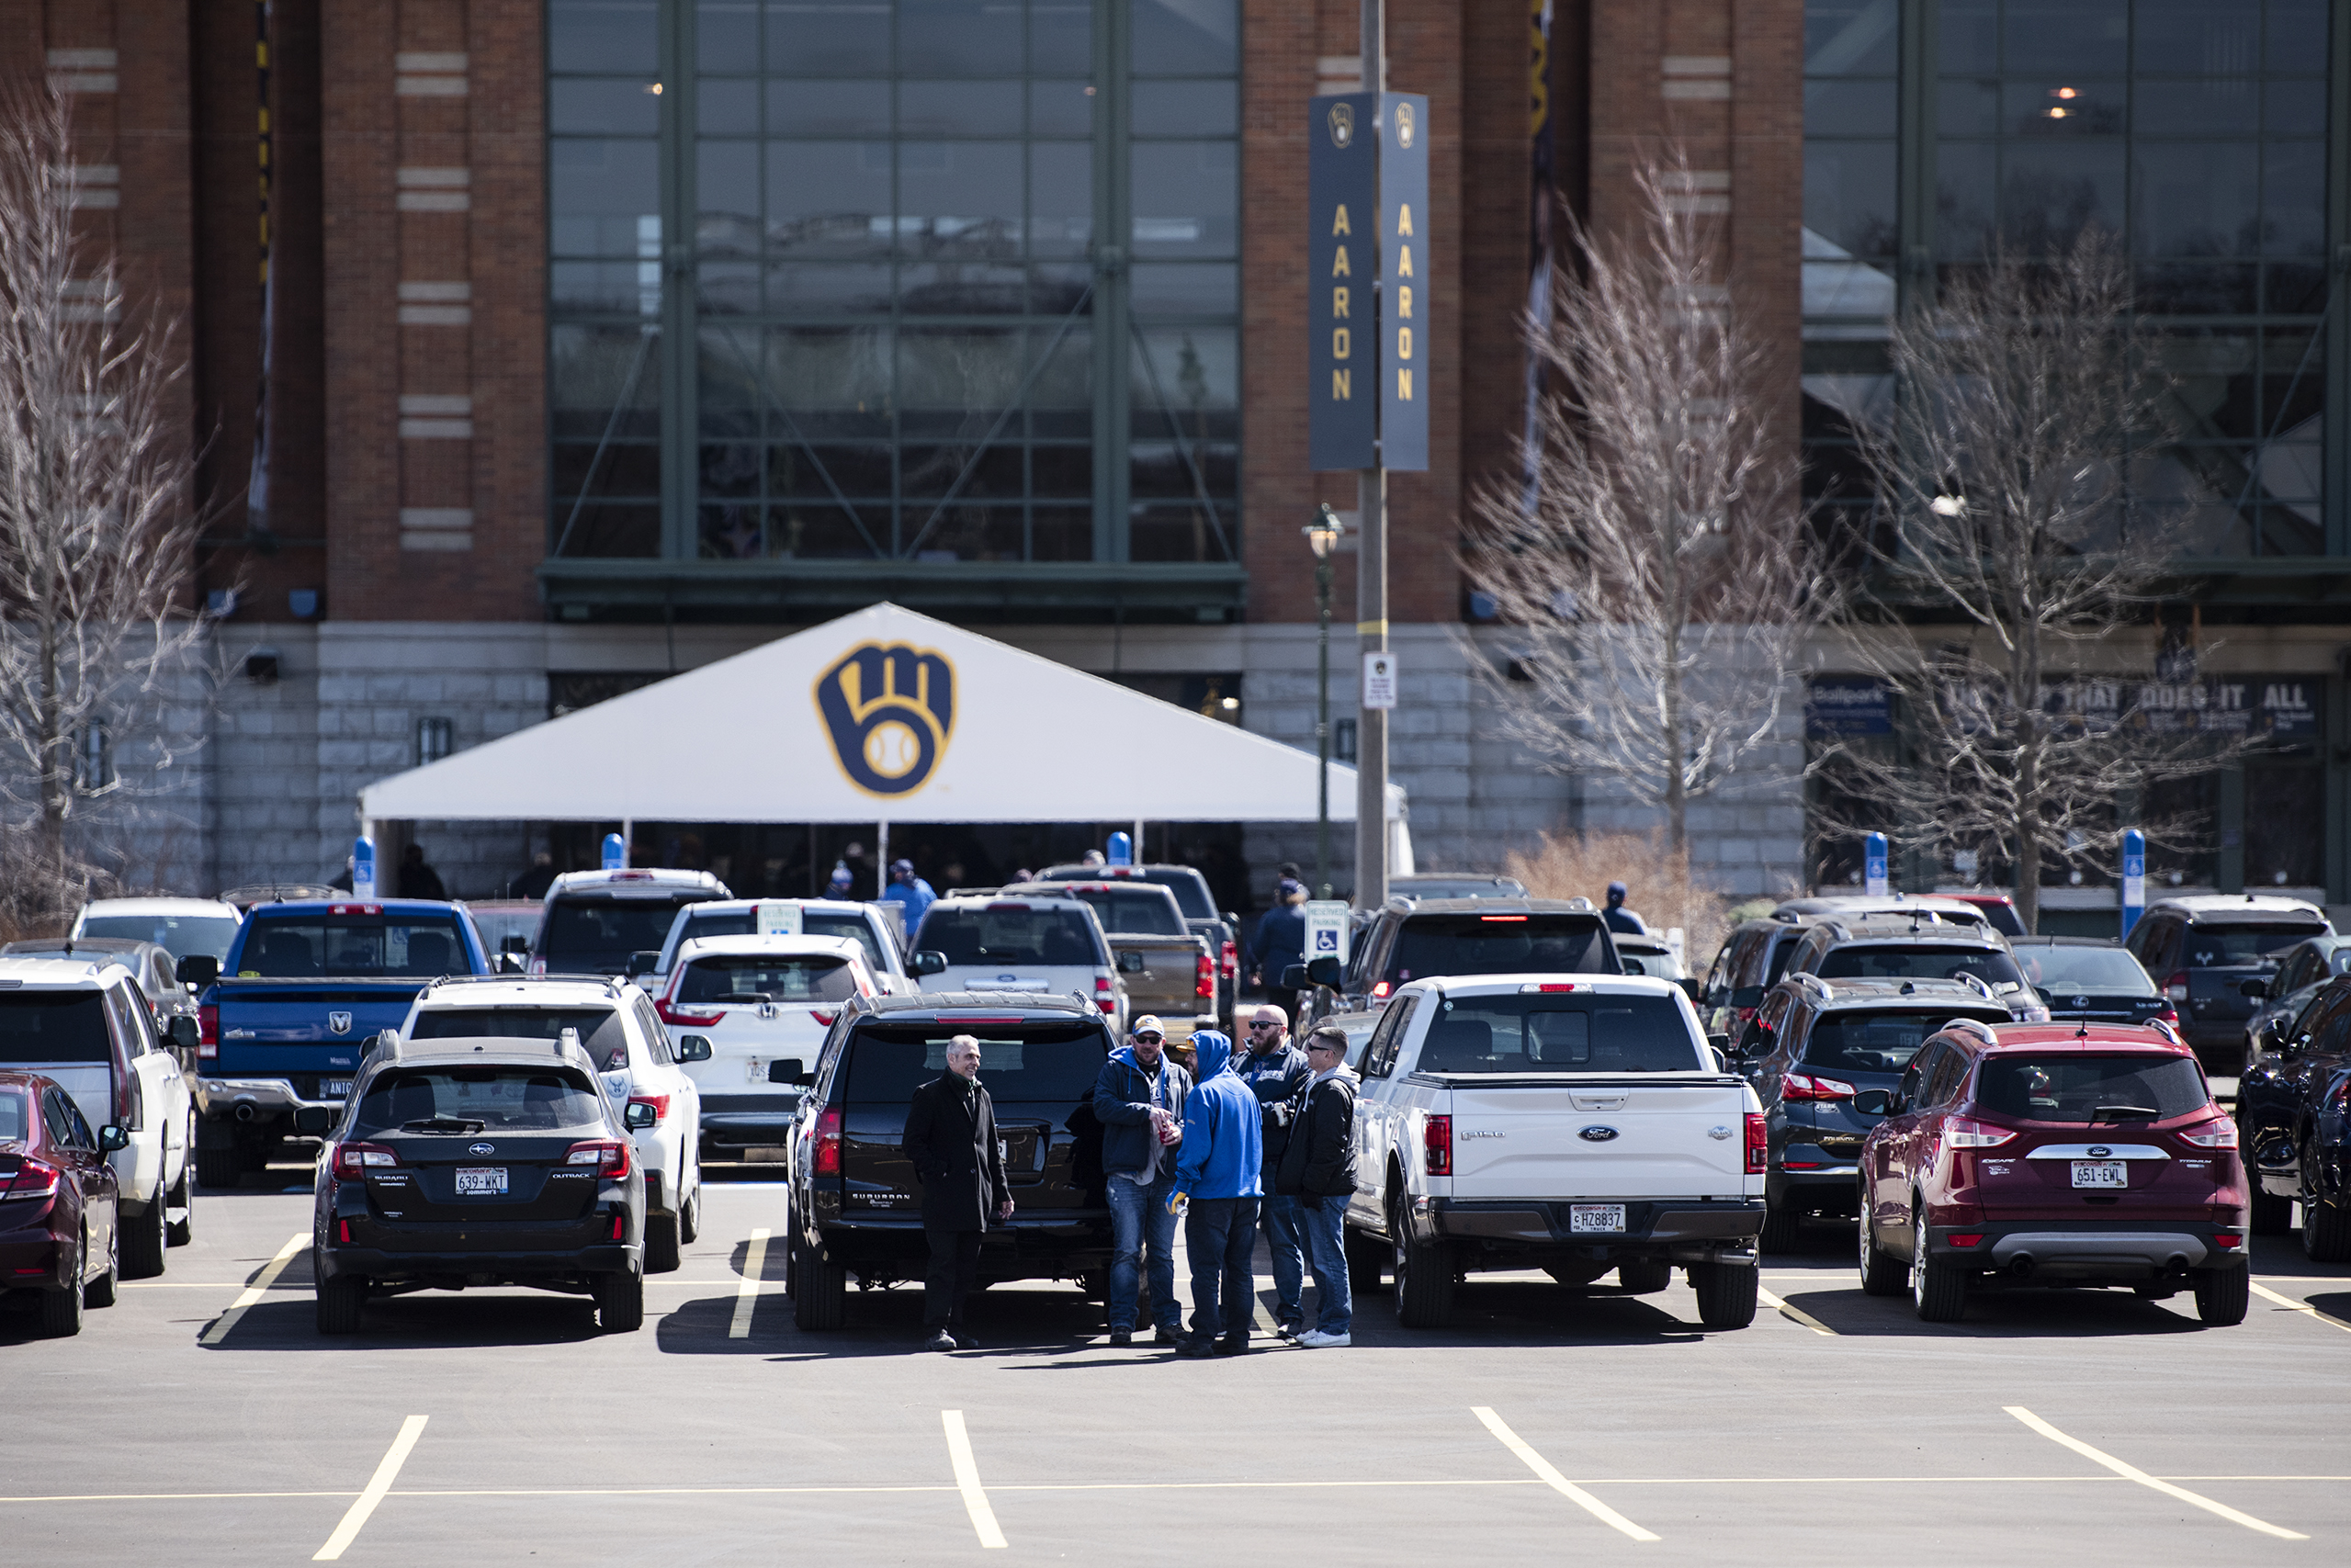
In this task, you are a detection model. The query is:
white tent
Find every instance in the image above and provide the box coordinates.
[360,604,1407,854]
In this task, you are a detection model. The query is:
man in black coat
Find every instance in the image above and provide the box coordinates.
[902,1034,1012,1351]
[1276,1026,1360,1348]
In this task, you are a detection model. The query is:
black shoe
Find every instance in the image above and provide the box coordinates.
[1108,1330,1134,1347]
[1174,1339,1215,1359]
[1153,1328,1181,1347]
[952,1333,978,1350]
[1214,1337,1249,1356]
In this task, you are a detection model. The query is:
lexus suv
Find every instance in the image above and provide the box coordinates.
[2123,894,2332,1075]
[1778,917,2047,1029]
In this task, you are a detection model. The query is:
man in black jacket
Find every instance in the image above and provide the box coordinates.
[902,1034,1012,1351]
[1276,1026,1359,1348]
[1234,1004,1312,1338]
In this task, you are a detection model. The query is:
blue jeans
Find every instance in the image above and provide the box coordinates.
[1302,1195,1352,1335]
[1106,1173,1180,1334]
[1184,1195,1260,1345]
[1260,1192,1306,1329]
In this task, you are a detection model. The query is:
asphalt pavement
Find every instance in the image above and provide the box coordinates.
[4,1167,2345,1565]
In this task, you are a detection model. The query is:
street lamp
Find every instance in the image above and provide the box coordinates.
[1305,502,1347,897]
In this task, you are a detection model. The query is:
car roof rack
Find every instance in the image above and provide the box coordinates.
[1941,1016,1999,1043]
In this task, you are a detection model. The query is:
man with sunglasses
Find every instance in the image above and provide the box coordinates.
[1278,1026,1361,1348]
[1235,1005,1312,1338]
[1091,1015,1192,1347]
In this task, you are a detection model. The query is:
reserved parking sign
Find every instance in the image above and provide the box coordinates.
[1304,899,1351,967]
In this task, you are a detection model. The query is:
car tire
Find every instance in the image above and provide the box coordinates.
[1543,1260,1612,1288]
[1615,1259,1673,1294]
[1858,1192,1905,1296]
[1345,1226,1386,1293]
[165,1161,193,1247]
[792,1240,847,1332]
[1758,1192,1802,1252]
[678,1179,701,1246]
[1911,1202,1967,1322]
[1390,1198,1454,1329]
[315,1272,365,1335]
[2249,1183,2292,1237]
[121,1188,168,1280]
[1689,1261,1758,1329]
[40,1235,85,1337]
[196,1144,243,1190]
[85,1220,119,1310]
[644,1213,682,1275]
[595,1269,645,1334]
[2302,1156,2351,1262]
[2192,1266,2250,1326]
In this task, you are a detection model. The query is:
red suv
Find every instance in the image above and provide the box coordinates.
[1856,1022,2248,1325]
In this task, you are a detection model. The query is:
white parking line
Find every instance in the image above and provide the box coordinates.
[730,1229,770,1338]
[941,1410,1008,1549]
[2250,1280,2351,1335]
[2004,1406,2309,1540]
[1755,1284,1836,1336]
[198,1232,307,1346]
[1471,1406,1660,1542]
[312,1415,429,1561]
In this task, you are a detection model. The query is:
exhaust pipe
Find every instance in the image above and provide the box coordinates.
[2008,1254,2035,1279]
[233,1102,259,1122]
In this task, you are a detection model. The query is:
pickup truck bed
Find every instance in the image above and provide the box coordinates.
[1105,931,1215,1039]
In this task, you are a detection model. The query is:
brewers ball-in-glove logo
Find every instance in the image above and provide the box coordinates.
[814,642,955,797]
[1328,100,1353,148]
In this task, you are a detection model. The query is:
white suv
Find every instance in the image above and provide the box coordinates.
[396,975,706,1270]
[643,897,933,994]
[0,956,198,1278]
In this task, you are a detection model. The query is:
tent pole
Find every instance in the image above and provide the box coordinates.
[1134,818,1145,864]
[877,820,888,897]
[622,818,633,867]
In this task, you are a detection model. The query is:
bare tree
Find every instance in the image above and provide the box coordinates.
[0,89,214,918]
[1465,152,1830,853]
[1823,230,2233,933]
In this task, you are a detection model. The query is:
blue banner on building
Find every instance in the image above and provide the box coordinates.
[1378,93,1430,472]
[1806,676,1890,738]
[1308,93,1378,470]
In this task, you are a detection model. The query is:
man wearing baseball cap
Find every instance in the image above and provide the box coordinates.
[879,857,938,928]
[1249,877,1309,1021]
[1091,1015,1192,1346]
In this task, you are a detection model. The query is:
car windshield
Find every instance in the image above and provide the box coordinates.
[842,1021,1107,1101]
[671,908,887,971]
[1803,1010,2001,1074]
[1396,878,1520,898]
[240,915,465,977]
[1815,943,2027,990]
[1974,1053,2209,1123]
[1056,888,1185,936]
[918,907,1103,966]
[544,897,706,972]
[1387,914,1610,982]
[2016,946,2157,994]
[678,954,858,1004]
[0,993,113,1064]
[2181,924,2328,965]
[1416,994,1701,1074]
[1618,948,1687,980]
[79,914,240,964]
[0,1088,28,1141]
[352,1066,606,1134]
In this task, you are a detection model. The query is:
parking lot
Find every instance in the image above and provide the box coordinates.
[2,1168,2342,1565]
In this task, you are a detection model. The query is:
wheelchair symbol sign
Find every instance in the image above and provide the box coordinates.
[1314,930,1339,953]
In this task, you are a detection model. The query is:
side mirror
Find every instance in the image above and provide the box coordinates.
[768,1057,810,1086]
[1851,1089,1896,1117]
[623,1101,658,1130]
[1221,911,1240,929]
[908,950,947,977]
[1281,964,1310,990]
[1678,977,1705,1005]
[499,933,530,955]
[1305,954,1343,988]
[98,1124,130,1152]
[176,953,220,987]
[1621,958,1647,976]
[1729,986,1764,1010]
[292,1105,335,1135]
[1117,950,1147,974]
[2238,977,2271,1000]
[168,1014,201,1049]
[1706,1032,1732,1055]
[625,950,660,980]
[675,1033,713,1064]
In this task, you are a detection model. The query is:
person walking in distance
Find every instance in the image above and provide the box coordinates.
[1602,881,1648,935]
[901,1034,1012,1351]
[1091,1015,1192,1347]
[1278,1026,1361,1348]
[880,858,939,928]
[1250,878,1308,1018]
[1235,1004,1312,1338]
[1169,1029,1262,1358]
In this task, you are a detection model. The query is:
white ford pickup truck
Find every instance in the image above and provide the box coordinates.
[1342,974,1766,1329]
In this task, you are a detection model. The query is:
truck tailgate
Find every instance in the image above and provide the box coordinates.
[1109,936,1208,1031]
[1438,1077,1752,1200]
[209,982,426,1077]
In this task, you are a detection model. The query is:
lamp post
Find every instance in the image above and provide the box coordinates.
[1305,503,1347,897]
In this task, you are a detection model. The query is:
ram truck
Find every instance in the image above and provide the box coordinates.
[190,899,492,1184]
[1343,973,1766,1329]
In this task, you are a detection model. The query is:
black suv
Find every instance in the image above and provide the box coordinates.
[1699,914,1814,1047]
[2124,895,2333,1075]
[2010,936,2174,1027]
[785,990,1117,1330]
[1778,917,2046,1025]
[1738,976,2011,1248]
[2235,973,2351,1255]
[299,1033,650,1334]
[1293,897,1620,1029]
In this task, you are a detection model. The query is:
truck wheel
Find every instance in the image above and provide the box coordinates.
[1345,1227,1385,1293]
[791,1241,846,1331]
[1858,1192,1905,1296]
[644,1213,682,1274]
[1689,1261,1758,1328]
[196,1145,243,1190]
[166,1162,193,1247]
[39,1235,85,1337]
[315,1272,365,1335]
[1911,1202,1967,1322]
[1543,1260,1611,1287]
[121,1187,168,1280]
[678,1179,701,1245]
[595,1269,645,1333]
[1758,1193,1802,1252]
[2302,1145,2351,1261]
[2193,1266,2249,1325]
[1390,1200,1454,1328]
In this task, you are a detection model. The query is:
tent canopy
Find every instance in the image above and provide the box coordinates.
[359,603,1406,826]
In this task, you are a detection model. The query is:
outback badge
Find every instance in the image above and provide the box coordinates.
[813,641,955,797]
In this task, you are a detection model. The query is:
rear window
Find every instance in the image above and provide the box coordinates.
[672,908,889,972]
[918,907,1104,966]
[79,914,241,964]
[2016,946,2156,995]
[543,896,706,972]
[0,1088,28,1142]
[1386,914,1610,982]
[678,954,858,1004]
[1803,1010,2003,1074]
[0,993,114,1064]
[1815,943,2026,991]
[842,1021,1108,1102]
[1618,948,1686,980]
[1041,870,1215,919]
[1057,888,1186,936]
[241,915,465,977]
[2181,923,2327,965]
[413,1006,616,1043]
[353,1066,606,1135]
[1974,1053,2209,1123]
[1415,993,1701,1074]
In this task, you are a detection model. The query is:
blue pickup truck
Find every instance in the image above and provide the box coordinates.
[188,899,492,1185]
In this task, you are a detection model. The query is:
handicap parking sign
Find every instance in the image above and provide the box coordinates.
[1303,900,1350,967]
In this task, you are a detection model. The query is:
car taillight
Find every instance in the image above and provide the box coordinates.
[198,1003,219,1058]
[814,1108,842,1176]
[566,1138,631,1177]
[2213,1233,2244,1248]
[1221,940,1238,979]
[1096,976,1113,994]
[627,1094,670,1125]
[1745,1111,1768,1173]
[2154,999,2179,1026]
[1424,1113,1452,1177]
[337,1218,351,1244]
[1371,981,1391,1000]
[2179,1117,2237,1149]
[809,1010,838,1026]
[2325,1077,2348,1115]
[1780,1071,1856,1102]
[1948,1233,1984,1248]
[116,1066,142,1132]
[657,999,725,1027]
[1945,1117,2016,1149]
[2164,971,2188,1003]
[1196,952,1215,999]
[333,1143,399,1179]
[1,1157,62,1201]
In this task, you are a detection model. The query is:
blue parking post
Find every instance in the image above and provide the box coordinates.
[1864,832,1889,897]
[2120,829,2145,940]
[602,832,626,871]
[1106,830,1133,867]
[352,836,375,900]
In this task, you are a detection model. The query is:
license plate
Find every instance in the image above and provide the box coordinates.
[2071,1161,2128,1190]
[1570,1203,1626,1234]
[321,1080,351,1099]
[455,1168,508,1196]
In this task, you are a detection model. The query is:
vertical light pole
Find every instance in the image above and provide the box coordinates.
[1354,0,1390,913]
[1306,503,1348,897]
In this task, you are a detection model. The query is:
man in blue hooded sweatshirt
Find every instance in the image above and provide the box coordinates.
[1170,1029,1262,1357]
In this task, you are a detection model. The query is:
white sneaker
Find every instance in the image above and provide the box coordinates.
[1295,1329,1351,1348]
